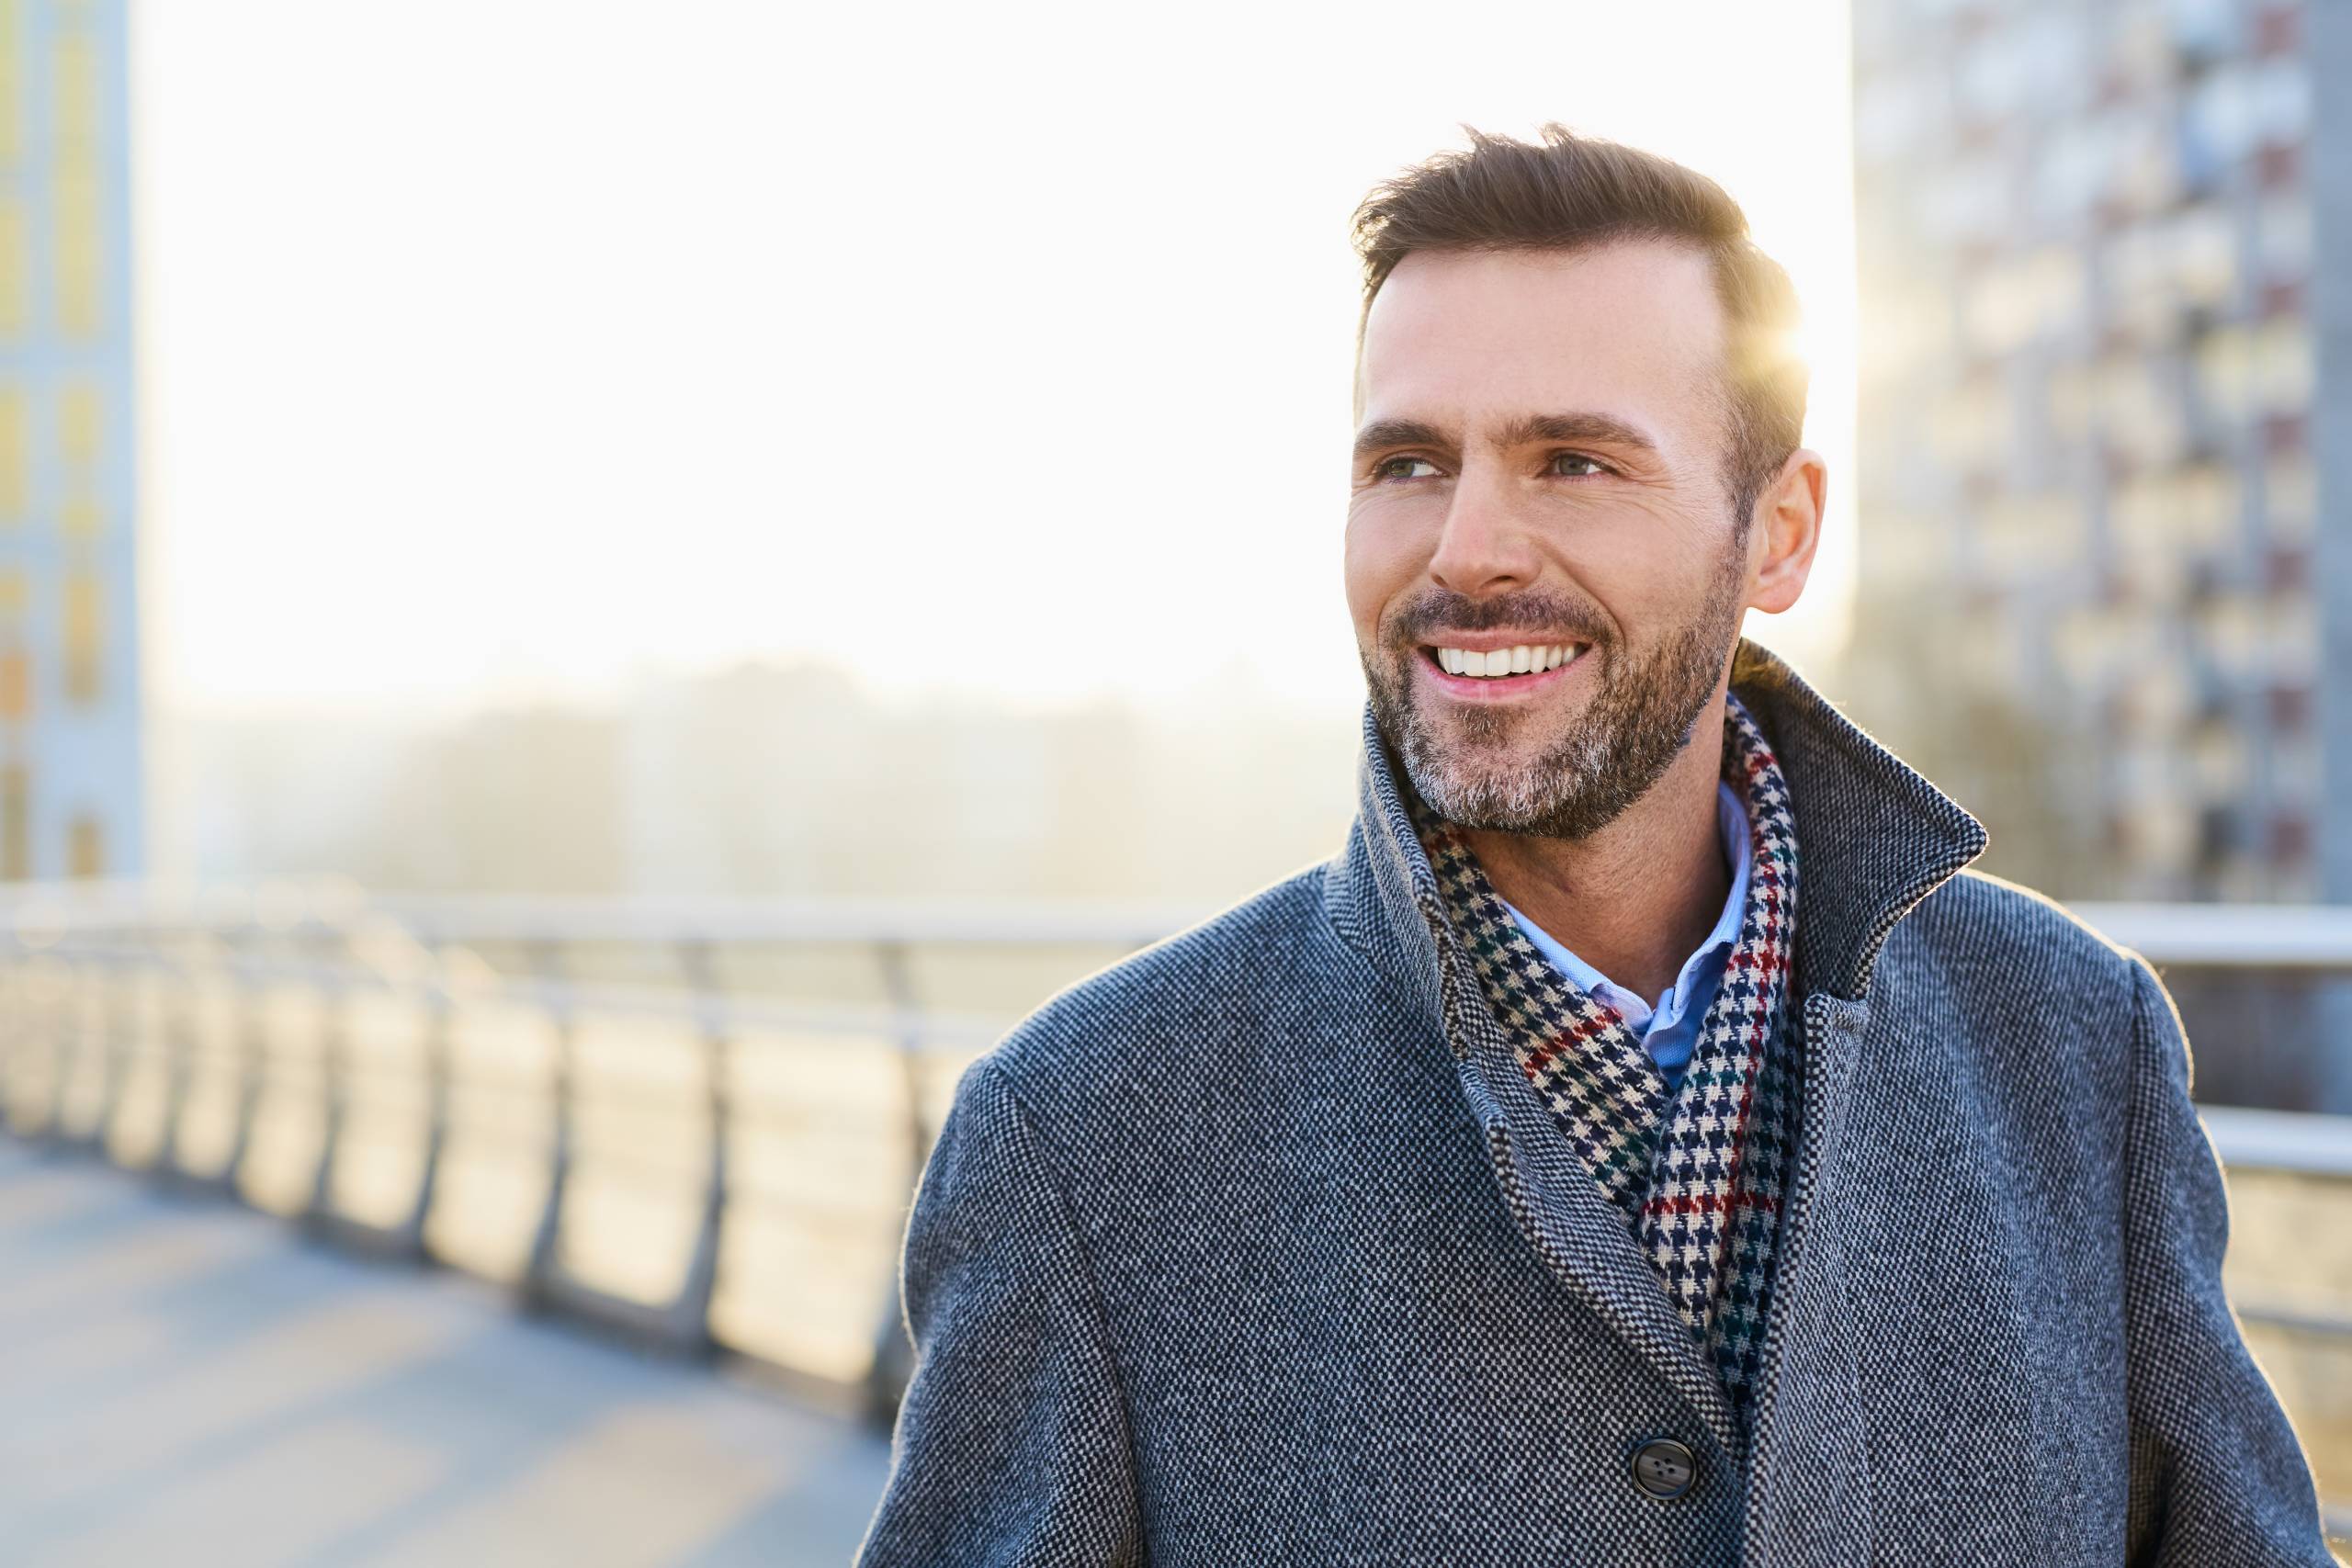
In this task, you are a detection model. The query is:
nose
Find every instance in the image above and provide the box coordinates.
[1425,466,1541,599]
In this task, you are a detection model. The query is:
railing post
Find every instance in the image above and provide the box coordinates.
[308,926,357,1232]
[42,951,91,1146]
[405,942,455,1254]
[38,954,76,1144]
[223,927,266,1196]
[39,952,69,1141]
[50,946,128,1151]
[864,937,931,1425]
[670,936,729,1351]
[305,921,353,1223]
[93,942,137,1151]
[0,943,28,1137]
[521,938,577,1309]
[153,942,197,1178]
[0,937,18,1134]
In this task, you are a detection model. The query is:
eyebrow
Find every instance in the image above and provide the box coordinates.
[1351,411,1658,463]
[1493,412,1657,454]
[1351,419,1451,462]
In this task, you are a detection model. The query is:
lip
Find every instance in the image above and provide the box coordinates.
[1414,642,1591,703]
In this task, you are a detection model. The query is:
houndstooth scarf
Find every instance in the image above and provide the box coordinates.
[1408,691,1802,1419]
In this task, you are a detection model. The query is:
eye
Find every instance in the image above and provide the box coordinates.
[1374,456,1442,481]
[1549,452,1609,479]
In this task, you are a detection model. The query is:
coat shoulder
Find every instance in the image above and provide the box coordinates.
[1890,864,2147,1005]
[1878,869,2165,1160]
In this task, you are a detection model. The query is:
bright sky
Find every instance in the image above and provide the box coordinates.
[133,0,1856,721]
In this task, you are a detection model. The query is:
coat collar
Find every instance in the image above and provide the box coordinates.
[1319,637,1986,1462]
[1321,635,1988,1021]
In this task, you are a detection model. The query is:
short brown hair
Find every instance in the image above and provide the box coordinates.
[1351,124,1807,525]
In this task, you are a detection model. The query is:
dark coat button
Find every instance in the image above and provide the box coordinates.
[1630,1437,1697,1500]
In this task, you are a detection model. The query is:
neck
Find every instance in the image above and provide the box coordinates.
[1461,692,1733,1004]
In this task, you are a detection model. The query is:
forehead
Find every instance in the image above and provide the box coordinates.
[1356,241,1726,435]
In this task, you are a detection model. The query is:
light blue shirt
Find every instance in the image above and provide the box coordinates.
[1497,779,1750,1096]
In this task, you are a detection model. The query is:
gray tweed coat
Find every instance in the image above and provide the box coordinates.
[856,638,2334,1566]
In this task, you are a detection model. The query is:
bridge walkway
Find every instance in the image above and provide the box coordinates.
[0,1140,894,1568]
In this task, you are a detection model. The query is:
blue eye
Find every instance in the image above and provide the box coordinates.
[1550,453,1607,478]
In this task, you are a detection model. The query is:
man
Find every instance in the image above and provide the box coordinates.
[856,127,2335,1565]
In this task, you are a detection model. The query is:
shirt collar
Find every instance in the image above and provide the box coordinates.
[1493,776,1751,1023]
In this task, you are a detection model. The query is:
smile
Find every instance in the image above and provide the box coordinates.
[1415,639,1590,701]
[1429,642,1585,678]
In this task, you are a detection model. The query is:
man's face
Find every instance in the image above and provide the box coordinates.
[1344,240,1760,840]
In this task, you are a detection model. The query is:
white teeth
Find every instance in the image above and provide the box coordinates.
[1430,644,1580,682]
[1434,642,1587,679]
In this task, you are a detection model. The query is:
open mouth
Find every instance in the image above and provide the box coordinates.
[1421,641,1589,683]
[1411,644,1599,691]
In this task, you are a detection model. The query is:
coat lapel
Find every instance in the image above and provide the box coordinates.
[1322,637,1989,1476]
[1441,917,1747,1457]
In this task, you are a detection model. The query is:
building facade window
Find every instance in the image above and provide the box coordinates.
[0,649,28,723]
[62,572,101,705]
[60,497,101,536]
[65,813,102,880]
[0,765,27,882]
[53,174,102,338]
[0,197,27,341]
[59,381,101,475]
[51,30,105,340]
[0,0,19,169]
[0,389,25,519]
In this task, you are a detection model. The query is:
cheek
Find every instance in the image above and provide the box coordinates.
[1342,498,1433,636]
[1597,524,1738,638]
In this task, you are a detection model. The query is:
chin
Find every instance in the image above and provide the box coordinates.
[1408,744,1563,828]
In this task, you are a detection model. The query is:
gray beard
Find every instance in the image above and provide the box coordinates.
[1363,545,1748,841]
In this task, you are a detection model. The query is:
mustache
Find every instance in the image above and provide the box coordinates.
[1388,588,1611,648]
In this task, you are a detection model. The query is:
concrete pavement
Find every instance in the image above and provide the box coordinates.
[0,1139,895,1567]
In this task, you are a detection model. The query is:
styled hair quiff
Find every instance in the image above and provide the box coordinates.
[1351,124,1808,525]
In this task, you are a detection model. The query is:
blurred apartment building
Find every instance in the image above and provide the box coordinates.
[0,0,141,882]
[1847,0,2349,906]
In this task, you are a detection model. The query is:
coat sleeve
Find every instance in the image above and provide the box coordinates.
[2118,951,2338,1566]
[854,1055,1145,1568]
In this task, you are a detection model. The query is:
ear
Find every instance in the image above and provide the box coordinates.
[1745,448,1826,615]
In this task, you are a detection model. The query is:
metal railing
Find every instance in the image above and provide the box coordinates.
[0,885,2347,1435]
[0,884,1192,1419]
